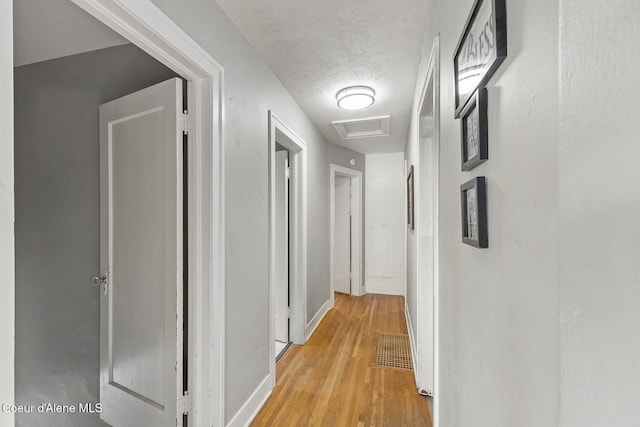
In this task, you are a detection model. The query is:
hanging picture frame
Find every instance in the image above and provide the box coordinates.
[460,176,488,248]
[453,0,507,118]
[460,87,488,171]
[407,165,415,231]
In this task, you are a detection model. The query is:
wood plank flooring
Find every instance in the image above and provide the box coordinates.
[251,292,432,426]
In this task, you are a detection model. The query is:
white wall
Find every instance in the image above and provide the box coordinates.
[147,0,330,421]
[559,1,640,425]
[0,1,14,426]
[407,0,560,425]
[365,153,405,295]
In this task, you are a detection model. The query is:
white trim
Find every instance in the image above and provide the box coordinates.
[432,34,441,427]
[69,1,225,425]
[0,0,15,423]
[305,300,332,340]
[405,301,418,379]
[329,164,364,308]
[414,34,440,407]
[225,375,272,427]
[268,111,308,388]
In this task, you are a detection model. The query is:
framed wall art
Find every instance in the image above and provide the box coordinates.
[460,176,487,248]
[407,165,415,231]
[460,87,488,171]
[453,0,507,118]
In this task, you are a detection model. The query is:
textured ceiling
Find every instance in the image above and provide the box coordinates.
[14,0,128,67]
[214,0,430,154]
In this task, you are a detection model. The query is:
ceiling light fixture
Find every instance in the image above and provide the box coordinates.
[336,86,375,110]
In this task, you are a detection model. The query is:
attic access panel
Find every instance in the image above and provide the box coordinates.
[332,115,391,140]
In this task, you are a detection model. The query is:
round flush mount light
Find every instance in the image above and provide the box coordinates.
[336,86,375,110]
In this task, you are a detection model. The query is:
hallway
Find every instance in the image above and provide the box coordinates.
[251,293,432,426]
[3,0,640,426]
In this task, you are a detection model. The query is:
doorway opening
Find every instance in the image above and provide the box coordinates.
[414,35,440,407]
[268,111,308,386]
[11,1,225,426]
[274,143,292,361]
[329,164,363,307]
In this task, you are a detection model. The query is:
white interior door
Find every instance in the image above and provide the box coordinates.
[334,177,351,294]
[275,150,289,343]
[99,77,184,427]
[365,153,405,295]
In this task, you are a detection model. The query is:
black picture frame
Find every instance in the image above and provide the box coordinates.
[460,88,488,171]
[460,177,488,248]
[453,0,507,118]
[407,165,414,231]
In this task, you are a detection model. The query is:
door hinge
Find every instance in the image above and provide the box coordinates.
[285,166,291,180]
[177,391,189,415]
[181,111,191,134]
[419,388,433,397]
[287,307,292,318]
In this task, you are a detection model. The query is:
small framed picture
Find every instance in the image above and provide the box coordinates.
[460,88,488,171]
[407,165,415,230]
[460,177,487,248]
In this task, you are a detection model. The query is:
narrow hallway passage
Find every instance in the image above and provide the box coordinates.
[251,293,432,426]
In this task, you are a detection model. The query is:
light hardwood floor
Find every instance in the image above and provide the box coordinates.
[251,292,432,426]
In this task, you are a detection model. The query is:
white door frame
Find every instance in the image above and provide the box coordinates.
[268,111,308,386]
[0,1,15,422]
[48,1,225,425]
[415,35,440,419]
[329,164,363,307]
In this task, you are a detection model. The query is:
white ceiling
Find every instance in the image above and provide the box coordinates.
[214,0,430,154]
[14,0,128,67]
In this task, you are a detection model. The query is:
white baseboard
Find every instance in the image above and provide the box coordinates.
[305,299,331,340]
[405,302,419,391]
[226,374,272,427]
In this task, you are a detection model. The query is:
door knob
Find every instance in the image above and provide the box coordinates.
[93,270,109,295]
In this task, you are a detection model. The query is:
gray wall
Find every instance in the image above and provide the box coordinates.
[408,0,640,425]
[406,0,559,425]
[328,142,365,173]
[14,44,178,427]
[147,0,331,420]
[559,1,640,425]
[328,142,366,293]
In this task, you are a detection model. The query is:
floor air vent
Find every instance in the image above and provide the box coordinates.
[375,333,413,370]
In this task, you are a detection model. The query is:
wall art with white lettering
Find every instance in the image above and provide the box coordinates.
[453,0,507,118]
